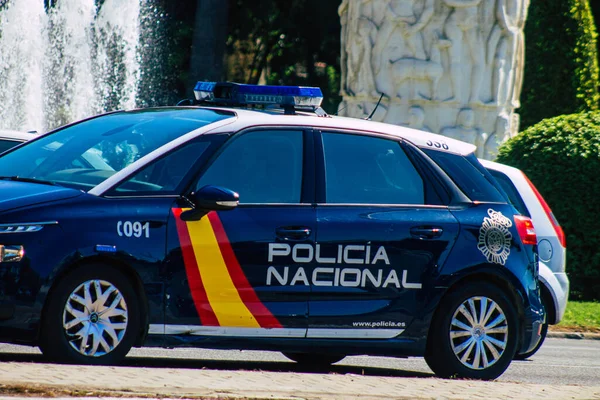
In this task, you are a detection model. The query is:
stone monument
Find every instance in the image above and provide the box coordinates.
[338,0,529,159]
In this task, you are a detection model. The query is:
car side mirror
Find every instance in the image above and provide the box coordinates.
[180,185,239,221]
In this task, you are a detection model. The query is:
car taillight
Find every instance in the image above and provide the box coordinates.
[522,173,566,248]
[514,215,537,245]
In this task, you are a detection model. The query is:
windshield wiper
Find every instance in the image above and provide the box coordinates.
[0,176,59,186]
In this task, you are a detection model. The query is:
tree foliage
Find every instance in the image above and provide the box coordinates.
[135,0,342,112]
[591,1,600,58]
[188,0,229,93]
[137,0,197,107]
[519,0,600,130]
[497,112,600,300]
[226,0,342,113]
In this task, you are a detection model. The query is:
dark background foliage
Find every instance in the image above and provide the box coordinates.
[227,0,342,112]
[137,0,342,113]
[499,0,600,300]
[498,112,600,301]
[519,0,600,130]
[592,1,600,57]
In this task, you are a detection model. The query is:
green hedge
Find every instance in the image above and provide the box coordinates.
[497,112,600,300]
[519,0,600,130]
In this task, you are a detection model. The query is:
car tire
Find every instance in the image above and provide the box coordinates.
[424,282,518,380]
[282,352,345,367]
[39,264,140,365]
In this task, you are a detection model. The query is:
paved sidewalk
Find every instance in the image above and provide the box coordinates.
[0,361,598,400]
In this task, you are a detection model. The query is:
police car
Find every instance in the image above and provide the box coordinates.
[0,83,543,380]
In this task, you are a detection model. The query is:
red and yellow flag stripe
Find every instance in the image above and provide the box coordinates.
[173,208,281,328]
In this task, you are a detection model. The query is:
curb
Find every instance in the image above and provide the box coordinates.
[547,331,600,340]
[2,363,600,400]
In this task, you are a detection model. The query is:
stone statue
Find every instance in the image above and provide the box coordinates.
[486,0,529,107]
[442,0,485,105]
[509,0,529,108]
[339,0,529,159]
[481,114,511,159]
[340,0,378,96]
[346,16,378,96]
[441,108,480,143]
[379,0,442,100]
[393,0,434,60]
[390,36,449,101]
[407,105,432,132]
[339,0,349,96]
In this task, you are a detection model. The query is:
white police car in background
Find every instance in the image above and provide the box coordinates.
[0,129,34,153]
[480,159,569,359]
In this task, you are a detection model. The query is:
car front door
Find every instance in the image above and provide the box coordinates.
[309,131,460,339]
[104,135,231,335]
[162,129,314,339]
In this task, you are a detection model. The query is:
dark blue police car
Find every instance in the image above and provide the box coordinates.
[0,83,543,380]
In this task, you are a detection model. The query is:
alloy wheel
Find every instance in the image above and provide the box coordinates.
[449,296,509,370]
[62,279,128,357]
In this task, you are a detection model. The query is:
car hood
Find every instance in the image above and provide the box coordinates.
[0,181,83,213]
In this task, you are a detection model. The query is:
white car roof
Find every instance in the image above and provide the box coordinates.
[479,158,557,238]
[91,107,477,195]
[205,108,477,156]
[0,129,36,142]
[478,158,524,180]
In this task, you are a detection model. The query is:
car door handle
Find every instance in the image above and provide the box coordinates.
[410,226,443,239]
[276,226,312,240]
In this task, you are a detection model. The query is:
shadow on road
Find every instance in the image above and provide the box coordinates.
[0,352,45,363]
[124,356,435,378]
[0,351,433,379]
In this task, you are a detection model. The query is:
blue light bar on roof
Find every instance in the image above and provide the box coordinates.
[193,81,323,108]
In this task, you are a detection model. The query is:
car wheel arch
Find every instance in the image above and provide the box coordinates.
[39,255,149,347]
[538,282,557,325]
[539,275,560,325]
[441,268,526,312]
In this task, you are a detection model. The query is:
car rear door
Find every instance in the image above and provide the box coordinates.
[309,131,460,339]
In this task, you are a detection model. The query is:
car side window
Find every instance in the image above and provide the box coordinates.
[322,132,424,205]
[487,169,531,217]
[196,130,303,204]
[108,136,226,195]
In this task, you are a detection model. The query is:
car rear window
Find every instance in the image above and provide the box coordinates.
[423,149,507,203]
[487,169,530,217]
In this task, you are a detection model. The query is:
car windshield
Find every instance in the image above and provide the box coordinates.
[0,108,234,191]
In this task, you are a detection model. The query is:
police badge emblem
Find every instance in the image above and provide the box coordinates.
[477,209,513,265]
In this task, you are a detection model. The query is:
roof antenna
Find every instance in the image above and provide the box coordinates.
[366,93,385,121]
[176,98,195,106]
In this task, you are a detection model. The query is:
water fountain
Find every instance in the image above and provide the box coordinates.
[0,0,143,133]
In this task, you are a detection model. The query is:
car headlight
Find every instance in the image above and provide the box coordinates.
[0,221,58,234]
[0,245,24,262]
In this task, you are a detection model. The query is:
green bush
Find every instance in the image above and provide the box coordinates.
[520,0,600,130]
[497,112,600,300]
